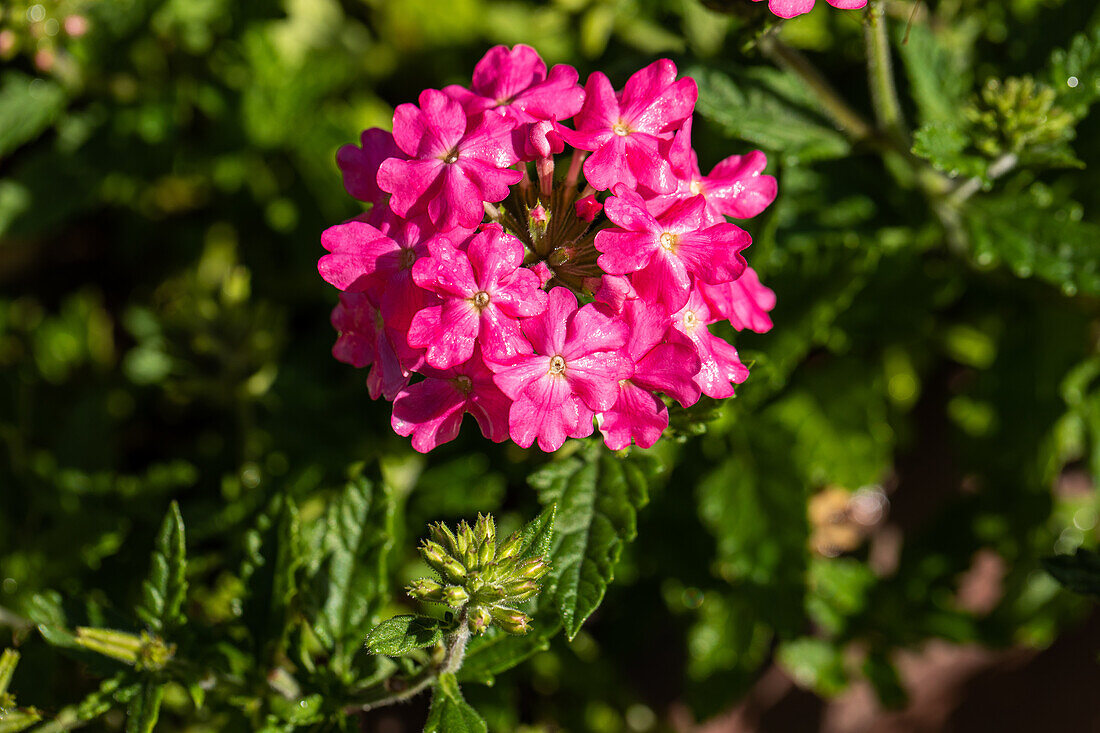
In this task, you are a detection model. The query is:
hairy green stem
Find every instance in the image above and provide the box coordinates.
[344,610,471,715]
[863,0,908,145]
[949,152,1019,205]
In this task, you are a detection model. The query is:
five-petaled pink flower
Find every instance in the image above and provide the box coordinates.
[378,89,522,232]
[322,45,779,452]
[391,351,511,452]
[488,288,632,452]
[409,224,548,369]
[596,187,751,312]
[753,0,866,19]
[560,59,697,193]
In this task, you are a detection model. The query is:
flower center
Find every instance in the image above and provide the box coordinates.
[689,179,704,195]
[683,310,698,329]
[452,375,473,394]
[473,290,491,309]
[443,148,460,164]
[549,355,566,375]
[659,231,678,252]
[400,248,417,269]
[612,121,631,136]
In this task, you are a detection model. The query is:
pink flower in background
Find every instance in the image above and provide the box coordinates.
[409,225,548,368]
[378,89,521,232]
[560,60,697,193]
[596,187,750,311]
[753,0,867,19]
[391,352,511,452]
[337,128,402,206]
[488,288,632,452]
[321,45,778,451]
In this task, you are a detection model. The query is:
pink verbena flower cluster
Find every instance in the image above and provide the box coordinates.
[321,45,778,453]
[752,0,866,19]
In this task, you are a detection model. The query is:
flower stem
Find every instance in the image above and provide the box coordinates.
[344,610,471,715]
[863,0,907,145]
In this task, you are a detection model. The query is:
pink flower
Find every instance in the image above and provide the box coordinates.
[378,89,522,232]
[672,289,749,399]
[488,288,632,452]
[330,292,416,400]
[575,193,603,222]
[595,187,750,312]
[408,224,548,369]
[336,128,402,205]
[445,44,585,125]
[598,300,701,450]
[560,59,697,193]
[647,120,778,222]
[391,352,511,452]
[753,0,866,19]
[699,267,776,334]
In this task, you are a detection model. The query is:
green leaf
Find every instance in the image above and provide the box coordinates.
[1048,27,1100,117]
[777,638,848,697]
[363,615,444,656]
[0,72,67,160]
[136,502,187,635]
[512,504,557,563]
[862,648,907,709]
[1042,549,1100,598]
[125,679,165,733]
[240,494,303,663]
[806,558,877,635]
[458,624,559,686]
[911,122,988,180]
[691,65,851,164]
[0,649,16,696]
[424,672,486,733]
[0,710,42,733]
[528,442,654,639]
[964,187,1100,297]
[896,22,972,125]
[310,476,396,674]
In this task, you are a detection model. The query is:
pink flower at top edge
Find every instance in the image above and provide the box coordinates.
[559,59,697,193]
[336,128,402,205]
[377,89,522,232]
[391,351,511,452]
[598,300,701,450]
[488,287,632,452]
[754,0,866,19]
[445,44,585,125]
[671,288,749,399]
[331,292,418,400]
[647,119,778,222]
[408,224,548,369]
[698,267,777,334]
[595,187,750,312]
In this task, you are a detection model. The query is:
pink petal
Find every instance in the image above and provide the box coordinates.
[598,381,668,450]
[407,300,480,369]
[477,305,533,363]
[519,287,575,355]
[619,59,680,121]
[319,221,399,291]
[826,0,866,8]
[391,378,468,452]
[377,157,444,219]
[509,374,579,451]
[572,71,620,133]
[490,353,552,399]
[471,45,547,103]
[705,151,778,219]
[768,0,816,18]
[674,224,751,285]
[565,350,634,412]
[631,251,693,312]
[581,134,632,191]
[633,339,701,407]
[467,224,523,289]
[336,128,400,204]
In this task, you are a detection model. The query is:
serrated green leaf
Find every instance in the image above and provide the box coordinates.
[424,672,486,733]
[136,502,187,635]
[691,65,851,164]
[0,72,67,160]
[777,638,848,697]
[1048,27,1100,117]
[806,558,877,635]
[0,709,42,733]
[309,476,396,675]
[512,504,557,563]
[458,623,559,686]
[0,649,17,696]
[897,22,972,125]
[240,494,303,664]
[1043,549,1100,598]
[363,615,444,656]
[124,679,165,733]
[528,442,653,639]
[911,122,989,181]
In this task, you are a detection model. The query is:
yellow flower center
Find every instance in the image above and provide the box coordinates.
[549,355,566,374]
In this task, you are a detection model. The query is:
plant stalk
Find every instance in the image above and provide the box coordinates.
[863,0,908,145]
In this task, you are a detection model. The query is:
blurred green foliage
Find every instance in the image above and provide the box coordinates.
[2,0,1100,730]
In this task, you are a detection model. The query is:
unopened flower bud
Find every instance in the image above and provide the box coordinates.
[490,607,531,635]
[477,538,495,569]
[419,540,452,571]
[474,513,496,547]
[575,193,602,222]
[515,557,550,581]
[502,579,540,602]
[442,586,469,607]
[406,578,445,603]
[496,531,523,562]
[429,522,460,557]
[468,606,492,635]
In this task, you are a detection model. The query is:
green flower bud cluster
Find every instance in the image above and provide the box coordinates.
[407,514,550,636]
[965,76,1075,157]
[0,649,41,727]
